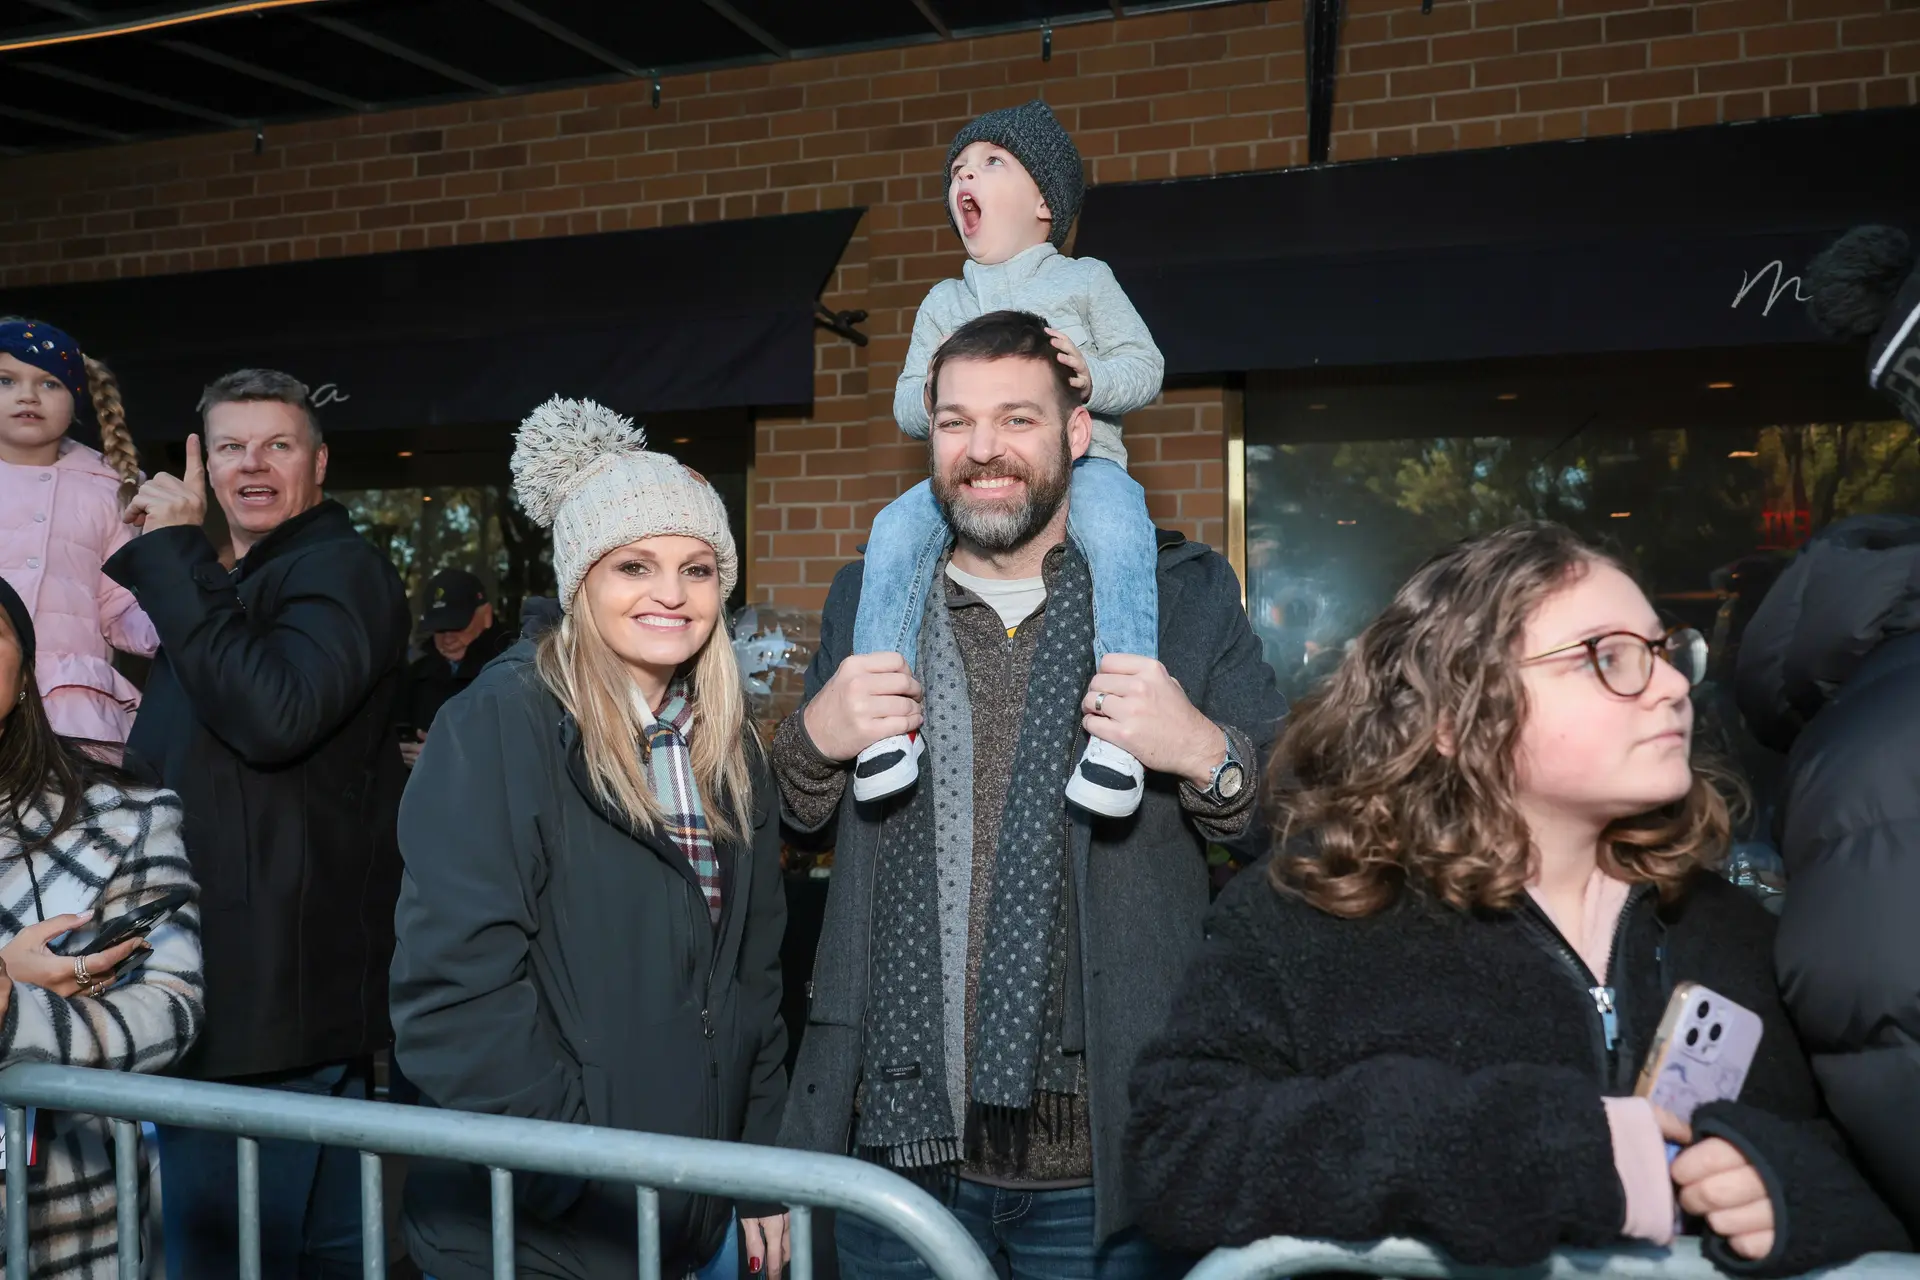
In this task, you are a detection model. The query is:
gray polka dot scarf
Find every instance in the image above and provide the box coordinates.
[857,547,1092,1171]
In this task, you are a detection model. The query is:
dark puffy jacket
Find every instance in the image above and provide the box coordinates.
[107,500,409,1080]
[1735,514,1920,1237]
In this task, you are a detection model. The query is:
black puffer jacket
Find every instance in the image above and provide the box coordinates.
[1127,866,1909,1276]
[1735,514,1920,1237]
[107,501,409,1080]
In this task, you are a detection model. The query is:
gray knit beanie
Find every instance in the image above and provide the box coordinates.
[944,100,1085,250]
[511,396,738,611]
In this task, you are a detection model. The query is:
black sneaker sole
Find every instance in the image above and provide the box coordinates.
[1078,761,1140,792]
[856,750,907,778]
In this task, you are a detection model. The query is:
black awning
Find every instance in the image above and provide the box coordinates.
[1074,107,1920,376]
[1,207,863,438]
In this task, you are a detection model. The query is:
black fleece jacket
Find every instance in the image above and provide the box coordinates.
[1126,865,1909,1276]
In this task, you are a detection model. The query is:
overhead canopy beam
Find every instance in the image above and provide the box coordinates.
[483,0,641,77]
[156,37,371,110]
[0,101,132,142]
[0,0,332,54]
[17,60,254,127]
[304,13,503,94]
[701,0,790,57]
[910,0,951,38]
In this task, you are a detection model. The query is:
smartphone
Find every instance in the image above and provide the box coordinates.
[70,888,194,958]
[1634,981,1764,1126]
[395,723,418,743]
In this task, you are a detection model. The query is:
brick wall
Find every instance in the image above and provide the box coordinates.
[2,0,1913,609]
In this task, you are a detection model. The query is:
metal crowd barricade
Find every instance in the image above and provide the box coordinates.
[0,1063,996,1280]
[1188,1236,1920,1280]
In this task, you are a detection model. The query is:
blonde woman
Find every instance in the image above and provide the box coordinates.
[391,399,789,1280]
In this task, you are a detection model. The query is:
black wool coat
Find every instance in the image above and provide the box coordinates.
[1736,514,1920,1238]
[390,642,788,1280]
[1126,864,1910,1277]
[107,500,410,1080]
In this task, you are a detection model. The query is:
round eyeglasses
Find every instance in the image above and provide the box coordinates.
[1523,627,1709,698]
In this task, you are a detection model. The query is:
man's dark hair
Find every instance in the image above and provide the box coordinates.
[926,310,1080,421]
[198,368,323,445]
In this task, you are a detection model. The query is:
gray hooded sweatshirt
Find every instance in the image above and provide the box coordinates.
[892,242,1165,466]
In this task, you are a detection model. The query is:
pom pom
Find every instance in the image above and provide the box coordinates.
[1805,226,1916,340]
[510,396,647,527]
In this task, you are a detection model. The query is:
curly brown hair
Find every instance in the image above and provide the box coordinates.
[1267,521,1732,919]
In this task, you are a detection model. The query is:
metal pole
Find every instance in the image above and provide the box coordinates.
[5,1106,28,1280]
[635,1186,660,1280]
[489,1166,513,1280]
[113,1119,140,1280]
[790,1203,813,1280]
[359,1151,385,1278]
[236,1135,261,1280]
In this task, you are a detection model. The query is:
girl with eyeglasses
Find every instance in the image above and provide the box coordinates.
[1125,521,1907,1276]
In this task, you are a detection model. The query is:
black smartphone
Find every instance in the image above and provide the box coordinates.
[72,888,194,957]
[395,723,418,743]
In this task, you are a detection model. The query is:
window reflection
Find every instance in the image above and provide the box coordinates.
[1244,351,1920,893]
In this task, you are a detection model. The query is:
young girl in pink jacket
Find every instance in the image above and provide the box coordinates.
[0,317,158,744]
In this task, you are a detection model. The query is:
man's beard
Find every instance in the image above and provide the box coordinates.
[931,431,1073,554]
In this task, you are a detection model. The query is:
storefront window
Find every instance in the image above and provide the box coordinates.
[1243,348,1920,884]
[332,485,553,628]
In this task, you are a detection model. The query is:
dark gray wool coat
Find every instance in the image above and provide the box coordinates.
[776,532,1288,1241]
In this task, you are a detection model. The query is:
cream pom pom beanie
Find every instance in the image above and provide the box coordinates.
[510,396,738,610]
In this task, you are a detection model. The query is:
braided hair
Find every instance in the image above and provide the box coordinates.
[83,355,141,506]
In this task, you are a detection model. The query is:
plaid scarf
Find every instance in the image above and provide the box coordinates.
[643,682,722,925]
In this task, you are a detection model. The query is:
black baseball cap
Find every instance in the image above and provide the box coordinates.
[420,569,488,633]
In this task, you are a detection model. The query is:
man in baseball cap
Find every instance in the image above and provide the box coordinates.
[400,568,511,766]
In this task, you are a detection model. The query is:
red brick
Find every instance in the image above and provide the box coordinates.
[1792,48,1888,80]
[1436,86,1522,117]
[1432,30,1519,61]
[1743,20,1840,53]
[1350,40,1432,71]
[1518,19,1608,50]
[1651,32,1745,64]
[1564,43,1652,75]
[1475,52,1562,85]
[1700,56,1793,88]
[1607,67,1699,97]
[1393,63,1477,94]
[1520,76,1610,108]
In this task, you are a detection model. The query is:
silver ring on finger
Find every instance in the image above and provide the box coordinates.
[1093,692,1107,715]
[73,955,92,986]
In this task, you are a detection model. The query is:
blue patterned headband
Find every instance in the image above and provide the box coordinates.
[0,319,90,413]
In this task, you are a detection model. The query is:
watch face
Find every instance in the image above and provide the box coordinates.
[1217,761,1247,799]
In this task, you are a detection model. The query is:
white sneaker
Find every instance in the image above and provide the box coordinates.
[853,732,924,802]
[1065,737,1145,817]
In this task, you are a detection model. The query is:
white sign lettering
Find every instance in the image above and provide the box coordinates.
[1732,261,1810,317]
[312,382,351,407]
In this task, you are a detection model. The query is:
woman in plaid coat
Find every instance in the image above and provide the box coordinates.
[0,575,205,1278]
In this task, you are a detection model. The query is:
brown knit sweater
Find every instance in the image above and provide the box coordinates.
[773,547,1256,1186]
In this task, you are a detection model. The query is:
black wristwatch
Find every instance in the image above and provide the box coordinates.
[1204,733,1247,802]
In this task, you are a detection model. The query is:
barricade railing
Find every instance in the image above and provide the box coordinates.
[1188,1236,1920,1280]
[0,1063,996,1280]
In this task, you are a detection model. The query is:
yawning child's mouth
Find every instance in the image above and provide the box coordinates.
[956,190,982,237]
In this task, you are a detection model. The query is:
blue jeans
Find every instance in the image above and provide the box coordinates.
[158,1061,368,1280]
[836,1182,1182,1280]
[855,458,1160,675]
